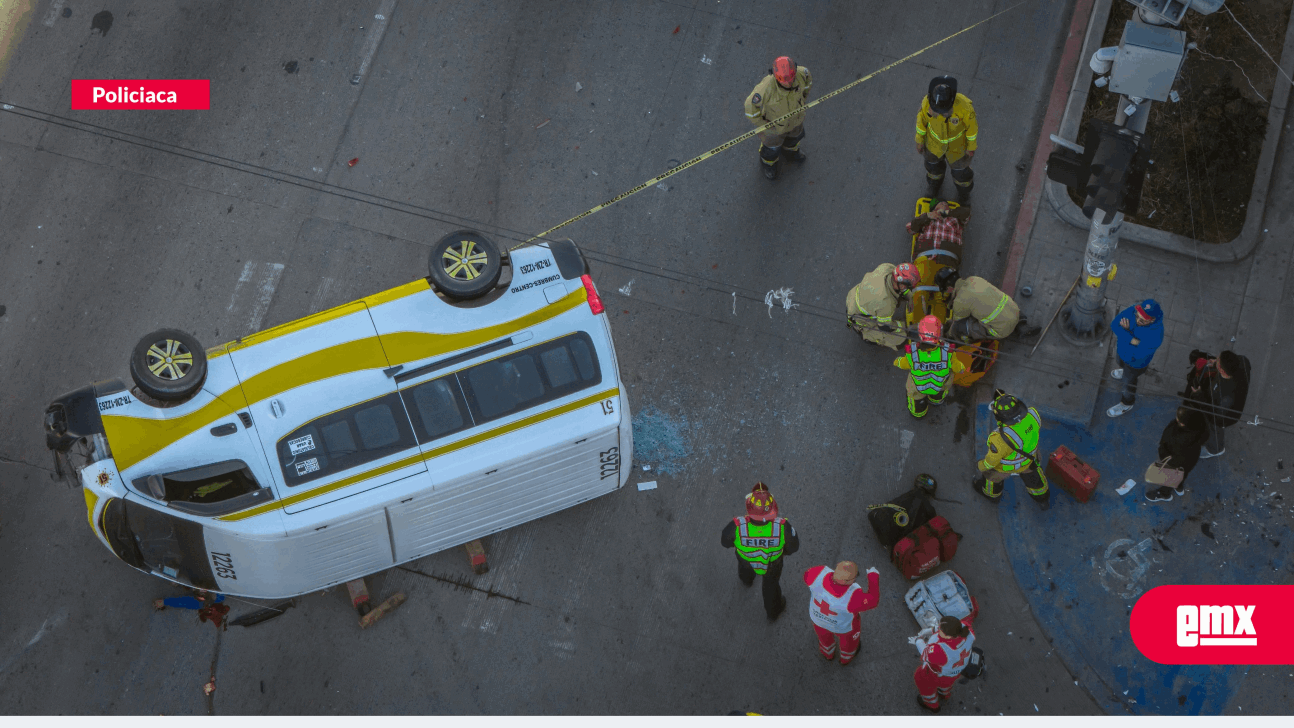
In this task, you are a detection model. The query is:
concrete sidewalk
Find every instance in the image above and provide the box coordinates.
[983,0,1294,715]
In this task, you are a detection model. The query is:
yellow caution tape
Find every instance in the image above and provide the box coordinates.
[516,0,1029,249]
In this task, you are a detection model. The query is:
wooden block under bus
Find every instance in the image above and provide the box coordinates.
[464,539,489,575]
[359,593,407,629]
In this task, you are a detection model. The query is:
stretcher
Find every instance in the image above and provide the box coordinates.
[906,197,999,387]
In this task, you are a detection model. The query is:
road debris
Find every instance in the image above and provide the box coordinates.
[764,288,797,317]
[638,481,658,491]
[360,593,407,629]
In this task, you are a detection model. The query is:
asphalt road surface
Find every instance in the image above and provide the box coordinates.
[0,0,1101,715]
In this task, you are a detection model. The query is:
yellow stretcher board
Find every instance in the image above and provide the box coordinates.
[906,197,998,387]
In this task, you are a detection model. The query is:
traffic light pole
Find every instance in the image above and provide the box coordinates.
[1058,98,1151,346]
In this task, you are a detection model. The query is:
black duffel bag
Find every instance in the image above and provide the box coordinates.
[867,473,938,550]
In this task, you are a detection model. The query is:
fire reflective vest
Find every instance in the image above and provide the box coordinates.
[905,344,954,395]
[926,632,976,677]
[996,407,1042,472]
[733,517,787,574]
[808,568,862,633]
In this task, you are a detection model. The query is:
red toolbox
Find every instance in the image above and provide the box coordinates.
[1045,445,1100,503]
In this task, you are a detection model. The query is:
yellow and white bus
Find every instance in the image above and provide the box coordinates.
[44,232,631,598]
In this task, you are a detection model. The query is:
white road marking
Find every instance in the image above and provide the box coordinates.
[244,265,283,333]
[460,525,535,634]
[618,279,633,296]
[350,0,397,85]
[225,262,285,335]
[0,612,66,676]
[42,0,66,27]
[894,428,915,483]
[247,263,285,332]
[226,261,257,312]
[308,276,336,313]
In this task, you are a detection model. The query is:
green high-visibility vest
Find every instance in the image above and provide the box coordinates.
[734,517,786,574]
[997,407,1042,472]
[907,345,954,395]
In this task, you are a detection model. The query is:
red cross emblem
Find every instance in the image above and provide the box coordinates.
[813,598,837,616]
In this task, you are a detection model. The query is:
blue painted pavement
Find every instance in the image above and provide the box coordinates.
[976,394,1293,715]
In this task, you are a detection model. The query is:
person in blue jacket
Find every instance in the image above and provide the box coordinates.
[1107,299,1164,417]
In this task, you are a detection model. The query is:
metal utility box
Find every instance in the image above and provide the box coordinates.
[1124,0,1224,26]
[1110,20,1185,101]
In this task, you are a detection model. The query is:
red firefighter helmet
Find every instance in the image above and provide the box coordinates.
[918,315,941,344]
[773,56,797,87]
[746,482,779,521]
[893,262,920,291]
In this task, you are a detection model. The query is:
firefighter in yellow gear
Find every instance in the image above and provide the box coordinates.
[846,262,920,351]
[934,269,1041,342]
[915,75,977,201]
[974,390,1050,510]
[894,316,966,418]
[745,56,812,180]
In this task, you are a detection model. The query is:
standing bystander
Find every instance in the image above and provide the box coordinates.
[1184,350,1252,458]
[1144,406,1210,502]
[1106,299,1164,418]
[802,561,881,665]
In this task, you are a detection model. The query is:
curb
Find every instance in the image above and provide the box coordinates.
[1043,0,1294,263]
[1001,0,1097,296]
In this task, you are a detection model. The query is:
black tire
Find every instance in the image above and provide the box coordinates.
[428,230,503,300]
[129,329,208,402]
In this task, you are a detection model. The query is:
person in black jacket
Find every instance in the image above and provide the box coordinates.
[721,483,800,622]
[1147,407,1211,501]
[1183,349,1251,459]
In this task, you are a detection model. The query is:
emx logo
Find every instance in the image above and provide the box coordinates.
[1176,605,1256,647]
[1131,585,1292,664]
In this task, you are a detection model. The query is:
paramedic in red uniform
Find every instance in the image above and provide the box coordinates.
[915,597,980,712]
[802,561,880,665]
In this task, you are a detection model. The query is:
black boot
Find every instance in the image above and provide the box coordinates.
[971,474,1001,503]
[766,595,787,622]
[762,160,779,180]
[925,176,944,199]
[782,148,806,163]
[955,181,973,203]
[1031,491,1052,511]
[1015,315,1042,338]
